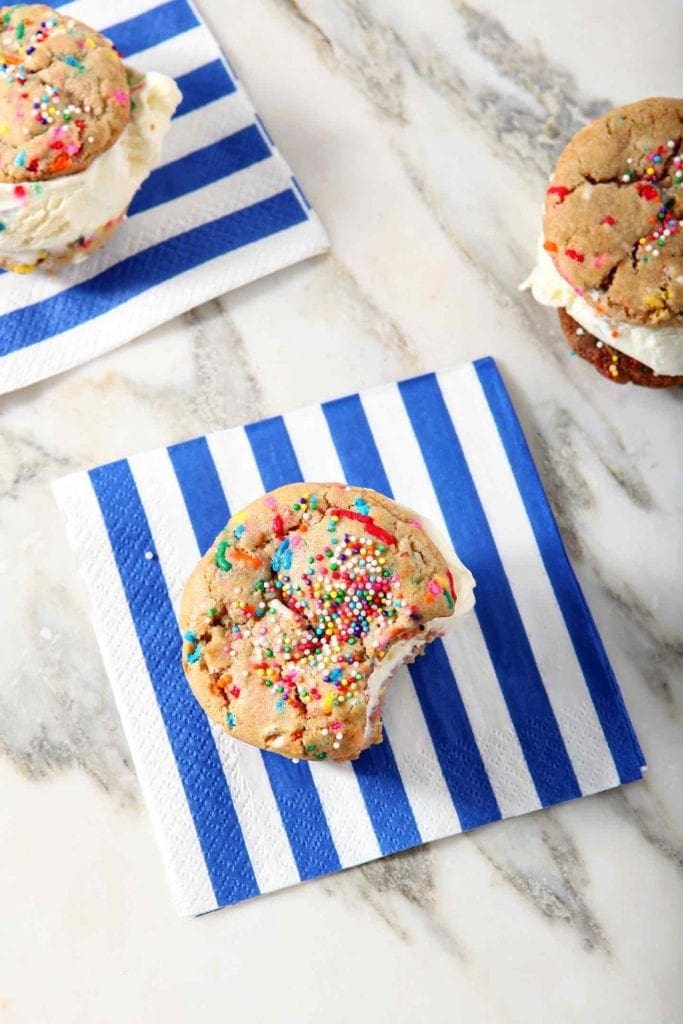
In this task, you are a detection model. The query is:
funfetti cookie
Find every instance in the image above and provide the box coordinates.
[523,97,683,387]
[180,483,476,763]
[0,4,181,273]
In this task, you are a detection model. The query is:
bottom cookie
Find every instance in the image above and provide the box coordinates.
[0,210,127,275]
[558,308,683,389]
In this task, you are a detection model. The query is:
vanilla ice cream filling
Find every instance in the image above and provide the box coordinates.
[522,241,683,376]
[362,515,475,743]
[0,70,181,266]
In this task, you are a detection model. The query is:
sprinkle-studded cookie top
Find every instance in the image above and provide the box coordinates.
[543,97,683,325]
[0,4,131,181]
[180,483,460,762]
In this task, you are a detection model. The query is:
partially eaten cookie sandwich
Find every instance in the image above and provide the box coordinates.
[180,483,475,762]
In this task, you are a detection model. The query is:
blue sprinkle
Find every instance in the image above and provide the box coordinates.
[183,631,197,643]
[275,700,285,711]
[271,538,292,572]
[187,644,203,664]
[14,149,26,167]
[226,712,236,728]
[353,497,370,515]
[329,668,343,682]
[0,223,5,232]
[233,523,245,540]
[255,607,265,618]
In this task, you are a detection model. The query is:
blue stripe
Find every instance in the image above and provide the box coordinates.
[399,374,582,805]
[0,189,308,355]
[106,1,199,57]
[473,358,644,781]
[167,438,229,554]
[130,126,270,217]
[175,60,236,119]
[171,423,340,879]
[89,460,258,906]
[323,394,499,832]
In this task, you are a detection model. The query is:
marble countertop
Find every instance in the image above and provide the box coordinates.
[1,2,682,1021]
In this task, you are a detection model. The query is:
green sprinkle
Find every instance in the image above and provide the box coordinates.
[443,588,454,610]
[315,752,328,760]
[15,19,24,39]
[214,540,232,572]
[292,503,300,511]
[306,744,317,752]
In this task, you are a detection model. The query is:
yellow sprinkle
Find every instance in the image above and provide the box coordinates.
[0,124,7,135]
[11,262,38,274]
[86,37,96,48]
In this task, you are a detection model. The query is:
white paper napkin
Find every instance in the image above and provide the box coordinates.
[0,0,328,394]
[53,358,645,916]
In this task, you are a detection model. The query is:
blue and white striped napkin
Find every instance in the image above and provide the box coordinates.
[53,358,645,916]
[0,0,328,394]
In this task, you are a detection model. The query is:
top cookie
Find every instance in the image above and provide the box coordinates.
[543,97,683,325]
[0,4,130,182]
[180,483,461,762]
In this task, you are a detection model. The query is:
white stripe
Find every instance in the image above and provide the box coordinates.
[0,216,327,394]
[52,472,216,917]
[131,24,219,77]
[438,365,620,794]
[206,427,266,512]
[380,667,461,840]
[60,0,152,32]
[284,405,461,842]
[129,450,300,893]
[360,384,542,817]
[206,424,382,866]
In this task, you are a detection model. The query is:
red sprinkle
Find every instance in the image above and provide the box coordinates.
[547,185,571,202]
[446,569,457,602]
[636,183,659,202]
[13,185,27,199]
[329,508,397,546]
[273,514,285,539]
[565,248,585,263]
[600,215,616,226]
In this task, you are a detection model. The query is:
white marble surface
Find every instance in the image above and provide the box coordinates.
[1,2,682,1021]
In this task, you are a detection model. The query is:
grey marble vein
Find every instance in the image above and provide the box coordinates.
[275,0,610,178]
[609,786,683,875]
[0,576,138,804]
[183,299,266,428]
[328,845,467,959]
[477,814,612,954]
